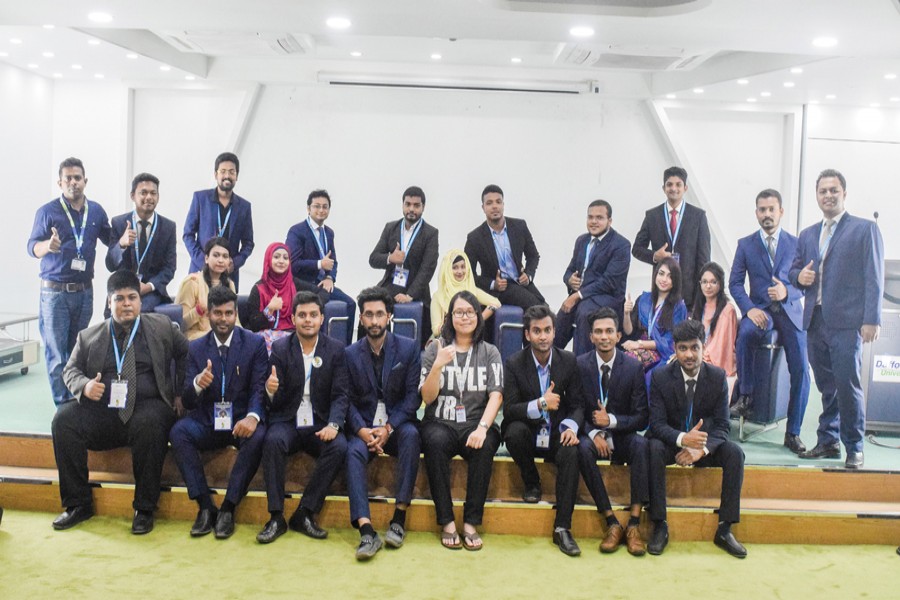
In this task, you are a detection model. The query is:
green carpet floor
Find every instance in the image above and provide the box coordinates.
[0,510,897,599]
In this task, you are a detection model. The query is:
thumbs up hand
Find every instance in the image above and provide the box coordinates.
[196,358,214,390]
[320,250,335,271]
[682,418,708,449]
[388,242,406,265]
[543,381,561,411]
[84,372,105,401]
[434,338,457,369]
[768,276,787,302]
[623,292,634,314]
[265,365,279,396]
[119,220,137,249]
[267,292,283,314]
[494,270,508,292]
[798,260,816,287]
[48,227,62,253]
[568,269,582,291]
[653,242,672,264]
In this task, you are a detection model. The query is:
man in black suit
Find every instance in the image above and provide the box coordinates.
[106,173,177,313]
[632,167,711,307]
[647,319,747,558]
[464,184,544,309]
[576,307,650,556]
[256,291,349,544]
[367,186,439,344]
[502,305,584,556]
[52,270,188,534]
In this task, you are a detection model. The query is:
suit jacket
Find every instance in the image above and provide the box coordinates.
[647,361,729,454]
[63,312,188,408]
[563,228,631,304]
[464,217,540,293]
[106,212,177,302]
[182,326,269,425]
[729,230,804,331]
[501,347,585,436]
[632,202,711,306]
[576,349,647,436]
[344,332,421,434]
[183,188,255,274]
[368,219,439,301]
[268,332,348,427]
[789,212,884,330]
[286,219,340,284]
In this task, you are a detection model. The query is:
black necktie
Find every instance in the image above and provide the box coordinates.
[117,326,137,424]
[219,345,228,399]
[600,364,610,398]
[139,220,149,251]
[685,379,696,429]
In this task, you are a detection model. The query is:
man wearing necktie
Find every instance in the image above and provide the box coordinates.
[646,320,747,558]
[52,270,188,534]
[790,169,884,470]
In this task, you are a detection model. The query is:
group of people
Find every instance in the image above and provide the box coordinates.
[27,155,885,559]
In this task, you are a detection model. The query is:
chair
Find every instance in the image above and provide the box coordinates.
[325,300,350,346]
[392,301,423,342]
[737,329,791,441]
[154,303,184,331]
[494,305,524,363]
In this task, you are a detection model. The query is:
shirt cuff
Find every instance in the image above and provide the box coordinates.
[266,389,275,401]
[317,259,322,269]
[560,419,578,435]
[489,280,495,291]
[577,291,583,300]
[193,375,203,395]
[703,446,710,456]
[676,432,685,448]
[588,428,602,441]
[607,414,618,429]
[247,412,260,422]
[147,282,155,292]
[526,399,542,419]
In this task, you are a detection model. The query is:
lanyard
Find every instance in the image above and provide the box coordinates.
[220,351,228,402]
[584,237,598,269]
[664,202,685,249]
[110,316,140,378]
[217,204,232,237]
[452,348,473,391]
[684,399,693,432]
[307,218,329,258]
[537,363,551,422]
[131,212,159,273]
[400,219,424,254]
[59,196,89,257]
[490,229,516,278]
[647,302,664,335]
[597,369,608,408]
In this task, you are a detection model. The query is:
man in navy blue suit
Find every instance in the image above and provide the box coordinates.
[344,287,421,560]
[169,285,269,539]
[106,173,176,313]
[790,169,884,469]
[729,189,810,454]
[257,290,349,544]
[183,152,255,290]
[285,189,356,345]
[555,200,631,355]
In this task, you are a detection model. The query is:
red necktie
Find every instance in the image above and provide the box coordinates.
[669,209,677,239]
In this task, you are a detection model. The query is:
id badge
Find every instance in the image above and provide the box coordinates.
[296,400,314,428]
[214,402,233,431]
[671,252,680,265]
[71,257,87,272]
[109,380,128,408]
[373,401,388,427]
[536,425,550,449]
[392,267,409,287]
[455,403,467,423]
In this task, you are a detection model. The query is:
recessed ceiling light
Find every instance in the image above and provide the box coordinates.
[825,94,836,99]
[760,91,772,97]
[159,65,171,71]
[52,72,62,78]
[884,73,897,80]
[569,26,595,38]
[737,79,749,85]
[350,51,362,57]
[430,53,442,60]
[71,64,82,70]
[125,53,138,59]
[42,51,54,58]
[27,63,38,69]
[891,97,900,102]
[87,12,113,23]
[87,39,101,46]
[747,98,757,103]
[9,38,22,45]
[185,75,195,81]
[783,81,795,88]
[94,73,104,79]
[812,36,837,48]
[43,24,55,30]
[790,67,803,74]
[665,94,676,99]
[326,17,351,30]
[870,102,880,108]
[511,57,522,64]
[692,88,703,94]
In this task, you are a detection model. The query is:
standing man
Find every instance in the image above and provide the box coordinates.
[106,173,177,313]
[169,286,269,539]
[257,291,348,544]
[51,270,187,534]
[729,189,810,453]
[502,305,584,556]
[464,184,544,309]
[632,167,710,307]
[285,189,356,345]
[790,169,884,469]
[183,152,254,290]
[344,287,421,560]
[368,186,439,344]
[28,157,112,407]
[555,200,631,355]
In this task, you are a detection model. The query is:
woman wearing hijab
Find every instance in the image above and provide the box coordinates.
[430,249,501,338]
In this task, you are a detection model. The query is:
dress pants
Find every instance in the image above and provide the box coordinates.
[169,415,267,506]
[261,421,347,513]
[504,420,579,529]
[322,285,357,345]
[647,437,744,523]
[421,420,500,526]
[577,432,650,511]
[496,280,545,310]
[52,397,175,511]
[39,287,93,406]
[555,298,622,355]
[346,422,420,526]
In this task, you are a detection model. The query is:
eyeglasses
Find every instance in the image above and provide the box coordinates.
[309,203,330,211]
[700,279,718,286]
[216,169,237,176]
[362,311,388,320]
[452,309,477,319]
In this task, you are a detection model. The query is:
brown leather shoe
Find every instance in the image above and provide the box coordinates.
[625,525,646,556]
[600,523,624,553]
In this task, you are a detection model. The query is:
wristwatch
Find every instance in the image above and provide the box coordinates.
[328,422,340,431]
[539,397,548,411]
[478,420,490,429]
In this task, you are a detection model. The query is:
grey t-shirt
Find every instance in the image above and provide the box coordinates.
[420,340,503,433]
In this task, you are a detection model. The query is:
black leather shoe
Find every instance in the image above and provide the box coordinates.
[214,510,235,539]
[256,516,287,544]
[132,511,154,535]
[289,511,327,539]
[552,529,581,556]
[714,529,748,558]
[522,486,542,504]
[0,506,3,526]
[799,442,840,460]
[52,505,94,530]
[648,521,669,555]
[356,533,383,561]
[845,451,864,470]
[190,508,217,537]
[730,395,752,419]
[783,433,807,455]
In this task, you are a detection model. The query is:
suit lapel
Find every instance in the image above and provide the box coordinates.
[91,321,112,376]
[523,350,543,401]
[359,340,378,394]
[585,352,601,402]
[382,333,397,392]
[226,328,243,396]
[670,364,687,423]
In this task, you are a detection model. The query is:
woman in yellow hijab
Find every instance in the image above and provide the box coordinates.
[430,249,501,337]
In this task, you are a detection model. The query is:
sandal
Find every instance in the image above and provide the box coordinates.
[462,530,483,551]
[441,530,462,550]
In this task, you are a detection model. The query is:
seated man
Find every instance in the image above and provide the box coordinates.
[576,307,650,556]
[169,285,269,539]
[52,270,187,534]
[647,320,747,558]
[344,287,421,560]
[257,291,349,544]
[502,305,584,556]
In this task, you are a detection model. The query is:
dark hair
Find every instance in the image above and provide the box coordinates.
[452,254,465,265]
[58,157,85,179]
[402,186,426,205]
[588,306,619,332]
[201,236,232,289]
[307,189,331,207]
[663,166,688,186]
[215,152,240,174]
[588,199,612,218]
[357,286,395,314]
[523,305,556,330]
[650,256,682,332]
[816,168,846,192]
[673,319,706,345]
[131,172,159,195]
[292,290,324,314]
[207,285,237,312]
[481,184,504,202]
[691,262,729,338]
[440,290,485,344]
[107,269,141,296]
[755,188,782,207]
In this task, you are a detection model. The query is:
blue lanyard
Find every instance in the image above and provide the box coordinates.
[490,228,516,278]
[537,362,551,422]
[58,196,89,257]
[307,218,328,258]
[400,219,424,254]
[131,212,159,273]
[584,237,598,269]
[217,204,232,237]
[597,369,608,407]
[664,202,685,249]
[684,400,693,432]
[110,316,140,378]
[647,302,664,334]
[220,352,228,402]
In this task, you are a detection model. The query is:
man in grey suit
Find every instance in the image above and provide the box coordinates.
[52,270,188,534]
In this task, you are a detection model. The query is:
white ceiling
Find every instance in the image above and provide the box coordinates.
[2,0,900,105]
